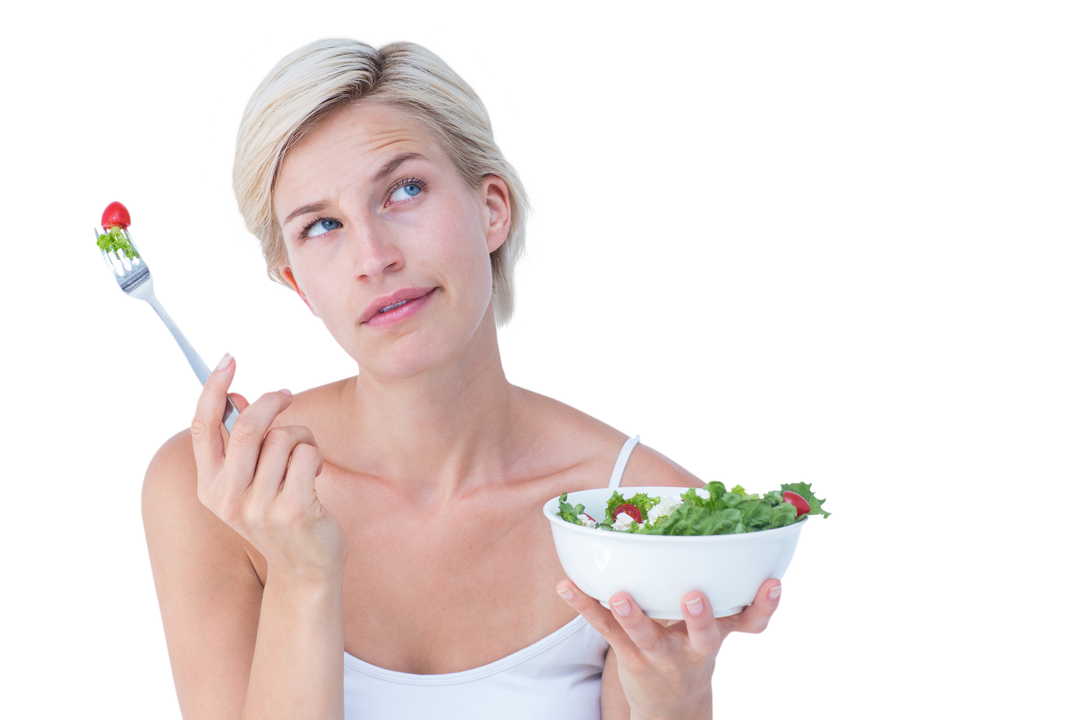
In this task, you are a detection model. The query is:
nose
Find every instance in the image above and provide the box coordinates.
[349,215,404,279]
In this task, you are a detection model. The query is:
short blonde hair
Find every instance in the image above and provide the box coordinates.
[233,39,528,325]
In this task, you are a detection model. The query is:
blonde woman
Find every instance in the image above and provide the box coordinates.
[143,39,782,720]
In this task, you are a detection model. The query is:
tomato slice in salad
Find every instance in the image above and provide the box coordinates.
[612,503,643,524]
[783,491,812,518]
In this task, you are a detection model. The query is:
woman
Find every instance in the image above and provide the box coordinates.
[143,38,782,720]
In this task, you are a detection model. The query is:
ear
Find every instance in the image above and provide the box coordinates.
[480,175,511,254]
[280,266,319,317]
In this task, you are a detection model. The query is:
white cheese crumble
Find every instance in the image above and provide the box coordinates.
[577,513,597,529]
[612,512,642,532]
[647,495,685,525]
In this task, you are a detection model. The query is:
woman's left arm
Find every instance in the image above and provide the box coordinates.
[565,578,783,720]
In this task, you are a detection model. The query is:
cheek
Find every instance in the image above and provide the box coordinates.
[289,261,337,318]
[436,221,493,309]
[443,197,495,285]
[309,279,352,320]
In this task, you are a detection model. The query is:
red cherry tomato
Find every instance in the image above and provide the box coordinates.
[783,491,811,518]
[613,503,643,524]
[101,201,131,230]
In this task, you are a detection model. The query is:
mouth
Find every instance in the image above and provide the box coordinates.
[360,287,437,325]
[378,299,410,313]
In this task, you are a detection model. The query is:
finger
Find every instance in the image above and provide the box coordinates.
[555,580,639,661]
[228,392,250,414]
[606,591,668,656]
[680,592,723,656]
[219,393,250,449]
[718,579,782,637]
[191,353,237,475]
[222,389,295,487]
[248,425,319,502]
[276,441,324,511]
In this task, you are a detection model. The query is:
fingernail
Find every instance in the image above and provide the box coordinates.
[686,596,704,616]
[213,349,233,371]
[279,388,293,398]
[557,587,575,601]
[768,584,782,600]
[612,599,631,616]
[215,353,232,371]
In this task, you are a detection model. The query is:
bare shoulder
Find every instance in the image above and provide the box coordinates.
[269,378,352,439]
[620,442,705,490]
[516,388,704,491]
[142,430,263,718]
[142,429,201,524]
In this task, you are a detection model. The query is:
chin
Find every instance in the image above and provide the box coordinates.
[351,330,465,383]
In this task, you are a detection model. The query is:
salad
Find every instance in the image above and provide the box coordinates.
[96,201,139,259]
[557,481,829,536]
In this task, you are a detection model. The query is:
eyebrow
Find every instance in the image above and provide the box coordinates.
[281,152,428,228]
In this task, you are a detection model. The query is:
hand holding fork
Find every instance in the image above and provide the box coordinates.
[101,205,343,578]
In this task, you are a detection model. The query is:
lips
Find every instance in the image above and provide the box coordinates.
[360,286,436,324]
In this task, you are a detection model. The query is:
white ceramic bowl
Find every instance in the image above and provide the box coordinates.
[544,487,807,619]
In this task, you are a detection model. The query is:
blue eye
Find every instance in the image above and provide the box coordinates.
[304,218,342,238]
[389,182,423,203]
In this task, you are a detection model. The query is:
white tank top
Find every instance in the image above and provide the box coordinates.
[343,435,641,719]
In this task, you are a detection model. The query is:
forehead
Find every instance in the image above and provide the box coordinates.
[274,102,446,214]
[292,101,433,161]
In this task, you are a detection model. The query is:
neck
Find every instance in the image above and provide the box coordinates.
[337,307,521,501]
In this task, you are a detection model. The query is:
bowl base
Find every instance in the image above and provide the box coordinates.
[599,601,749,621]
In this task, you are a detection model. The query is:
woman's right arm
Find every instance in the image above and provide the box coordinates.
[143,355,347,719]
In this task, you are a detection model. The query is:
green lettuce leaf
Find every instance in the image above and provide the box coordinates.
[96,226,140,259]
[558,480,830,535]
[557,493,587,525]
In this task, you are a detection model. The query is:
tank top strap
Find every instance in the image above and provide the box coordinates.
[607,435,640,489]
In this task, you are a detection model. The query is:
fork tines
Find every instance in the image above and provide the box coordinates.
[93,223,146,274]
[92,226,154,300]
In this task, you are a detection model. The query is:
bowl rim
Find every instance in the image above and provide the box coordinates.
[543,486,809,541]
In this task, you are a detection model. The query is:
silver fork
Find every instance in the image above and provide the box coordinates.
[98,228,239,433]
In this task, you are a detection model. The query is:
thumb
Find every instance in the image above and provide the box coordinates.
[219,392,250,451]
[227,392,250,413]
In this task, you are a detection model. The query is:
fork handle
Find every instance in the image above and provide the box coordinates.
[145,295,240,433]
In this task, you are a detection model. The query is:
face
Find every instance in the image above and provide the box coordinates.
[274,102,510,381]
